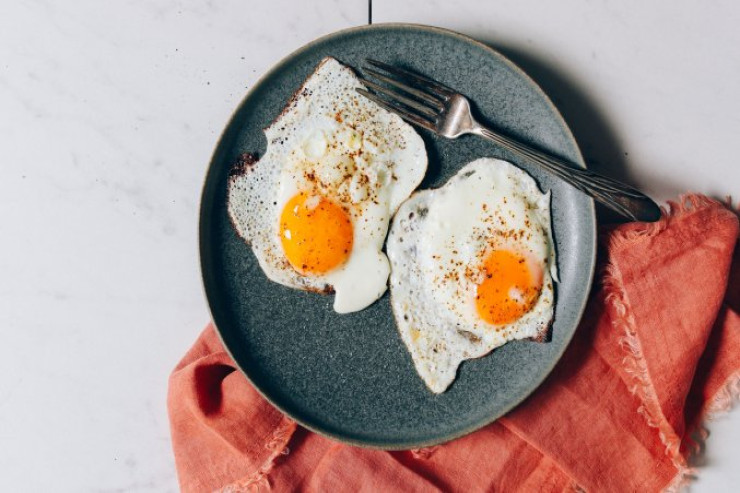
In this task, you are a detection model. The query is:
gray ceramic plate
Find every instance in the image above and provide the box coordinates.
[200,24,596,449]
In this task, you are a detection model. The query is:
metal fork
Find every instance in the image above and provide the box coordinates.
[357,59,661,222]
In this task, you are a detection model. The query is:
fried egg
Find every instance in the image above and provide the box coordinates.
[387,158,557,393]
[227,57,427,313]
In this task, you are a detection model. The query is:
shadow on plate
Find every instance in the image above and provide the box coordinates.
[473,38,654,224]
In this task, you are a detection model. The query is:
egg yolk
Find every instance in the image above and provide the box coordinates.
[279,193,353,275]
[475,249,543,325]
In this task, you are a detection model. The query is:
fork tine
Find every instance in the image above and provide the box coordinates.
[355,88,437,131]
[360,78,439,118]
[366,59,454,99]
[363,66,445,109]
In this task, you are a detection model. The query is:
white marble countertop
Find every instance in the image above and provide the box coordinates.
[1,0,738,491]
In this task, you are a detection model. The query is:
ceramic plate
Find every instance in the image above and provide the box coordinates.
[199,24,596,448]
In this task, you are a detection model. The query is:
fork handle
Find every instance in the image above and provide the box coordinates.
[473,126,662,222]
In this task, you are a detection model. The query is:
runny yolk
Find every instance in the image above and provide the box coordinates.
[475,249,543,325]
[279,192,353,275]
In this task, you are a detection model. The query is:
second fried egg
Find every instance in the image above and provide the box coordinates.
[387,158,557,393]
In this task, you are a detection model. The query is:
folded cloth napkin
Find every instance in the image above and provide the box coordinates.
[168,195,740,492]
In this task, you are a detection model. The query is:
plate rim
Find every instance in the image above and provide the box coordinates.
[198,22,597,449]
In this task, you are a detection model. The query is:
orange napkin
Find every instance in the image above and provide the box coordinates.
[169,195,740,492]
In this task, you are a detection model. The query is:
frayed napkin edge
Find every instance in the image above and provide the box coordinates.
[602,193,740,493]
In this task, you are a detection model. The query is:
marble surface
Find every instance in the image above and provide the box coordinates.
[0,0,737,490]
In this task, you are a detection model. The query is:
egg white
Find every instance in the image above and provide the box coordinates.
[227,57,427,313]
[387,158,557,393]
